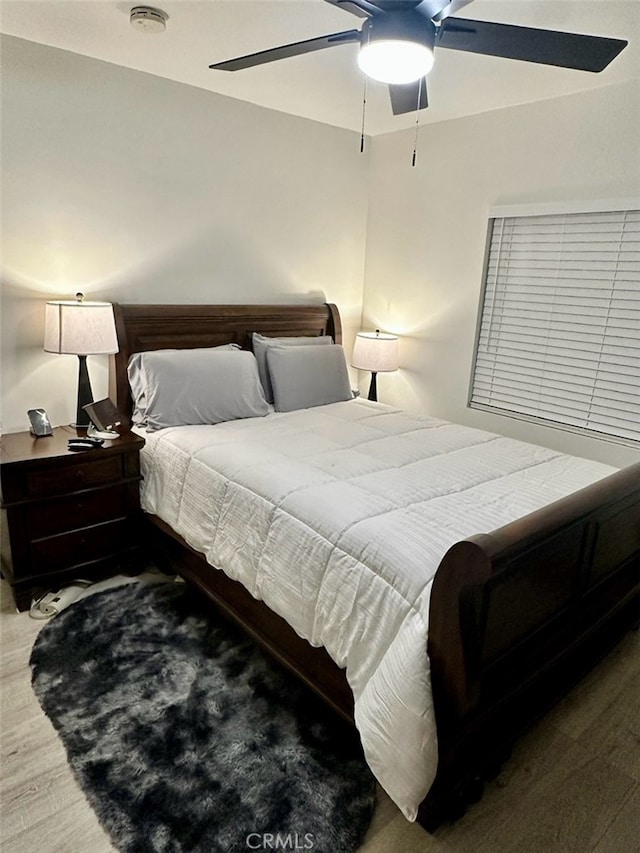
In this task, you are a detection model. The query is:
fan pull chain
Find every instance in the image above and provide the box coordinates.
[360,27,372,154]
[411,77,423,167]
[360,80,367,153]
[360,68,368,153]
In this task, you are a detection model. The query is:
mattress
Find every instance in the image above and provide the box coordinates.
[134,399,616,819]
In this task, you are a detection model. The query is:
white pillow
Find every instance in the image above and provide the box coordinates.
[127,346,268,430]
[252,332,332,403]
[266,344,353,412]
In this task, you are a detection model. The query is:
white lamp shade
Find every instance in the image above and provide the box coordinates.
[352,331,398,373]
[44,300,119,355]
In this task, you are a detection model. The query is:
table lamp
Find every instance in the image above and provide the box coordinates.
[44,293,119,429]
[351,329,399,402]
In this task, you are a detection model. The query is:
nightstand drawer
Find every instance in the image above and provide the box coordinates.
[26,485,129,538]
[30,518,133,575]
[25,455,123,498]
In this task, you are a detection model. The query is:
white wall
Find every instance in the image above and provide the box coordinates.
[0,36,368,432]
[2,36,638,467]
[362,80,640,467]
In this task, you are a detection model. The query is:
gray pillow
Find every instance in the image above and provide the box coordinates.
[252,332,332,403]
[127,346,268,430]
[266,344,353,412]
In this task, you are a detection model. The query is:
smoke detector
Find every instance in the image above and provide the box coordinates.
[130,6,168,34]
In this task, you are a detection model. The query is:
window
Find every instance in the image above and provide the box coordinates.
[469,206,640,444]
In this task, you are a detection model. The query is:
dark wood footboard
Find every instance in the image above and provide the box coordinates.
[142,461,640,831]
[420,461,640,828]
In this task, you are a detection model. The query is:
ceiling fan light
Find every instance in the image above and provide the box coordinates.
[358,39,434,84]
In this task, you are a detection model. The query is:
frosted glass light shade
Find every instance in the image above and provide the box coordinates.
[44,300,119,355]
[352,331,399,373]
[358,40,434,84]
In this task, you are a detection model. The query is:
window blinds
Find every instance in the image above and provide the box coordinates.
[469,209,640,443]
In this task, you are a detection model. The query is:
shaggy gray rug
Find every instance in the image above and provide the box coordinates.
[30,582,376,853]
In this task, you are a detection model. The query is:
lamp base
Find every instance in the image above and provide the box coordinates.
[367,372,378,402]
[75,354,93,428]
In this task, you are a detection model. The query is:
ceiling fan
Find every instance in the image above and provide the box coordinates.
[209,0,628,116]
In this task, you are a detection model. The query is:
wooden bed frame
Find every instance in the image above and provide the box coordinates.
[110,302,640,831]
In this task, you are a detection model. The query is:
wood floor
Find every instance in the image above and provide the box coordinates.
[1,577,638,853]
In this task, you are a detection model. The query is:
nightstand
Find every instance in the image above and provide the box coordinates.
[0,426,145,611]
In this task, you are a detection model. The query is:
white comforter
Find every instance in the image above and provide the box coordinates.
[135,399,615,819]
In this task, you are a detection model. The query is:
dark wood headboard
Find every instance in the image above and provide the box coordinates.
[110,303,342,419]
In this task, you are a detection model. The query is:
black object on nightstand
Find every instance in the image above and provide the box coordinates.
[0,426,145,611]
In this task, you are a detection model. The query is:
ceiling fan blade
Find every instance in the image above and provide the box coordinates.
[438,17,627,72]
[209,30,361,71]
[414,0,460,20]
[333,0,436,12]
[431,0,474,23]
[389,78,429,115]
[323,0,381,17]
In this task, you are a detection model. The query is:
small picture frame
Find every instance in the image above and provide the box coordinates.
[82,398,128,433]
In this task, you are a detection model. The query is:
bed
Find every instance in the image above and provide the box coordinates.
[110,302,640,831]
